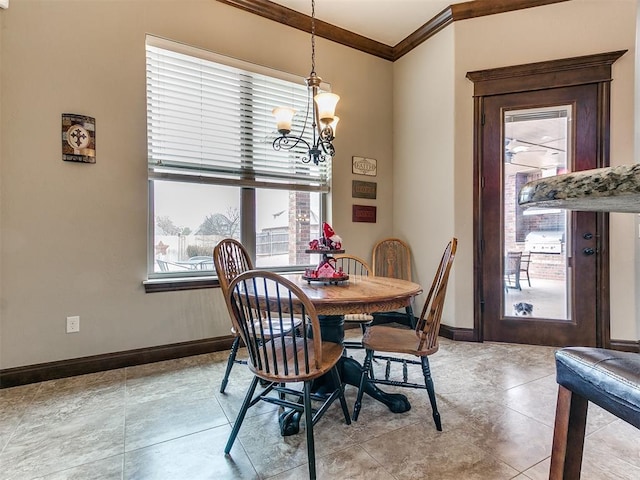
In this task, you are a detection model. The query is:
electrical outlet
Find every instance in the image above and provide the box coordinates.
[66,316,80,333]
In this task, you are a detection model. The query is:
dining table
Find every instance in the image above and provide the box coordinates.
[275,273,424,435]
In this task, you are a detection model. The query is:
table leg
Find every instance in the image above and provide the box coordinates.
[278,315,410,436]
[340,355,411,413]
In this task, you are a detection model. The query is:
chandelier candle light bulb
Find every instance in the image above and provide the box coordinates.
[315,92,340,124]
[272,107,296,134]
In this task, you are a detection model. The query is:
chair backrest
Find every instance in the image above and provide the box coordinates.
[334,254,371,276]
[213,238,254,295]
[372,237,412,280]
[415,238,457,353]
[227,271,324,381]
[520,252,531,270]
[505,251,522,275]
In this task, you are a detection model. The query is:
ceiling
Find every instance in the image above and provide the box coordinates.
[270,0,467,46]
[505,107,569,175]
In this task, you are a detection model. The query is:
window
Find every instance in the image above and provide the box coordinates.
[145,37,330,283]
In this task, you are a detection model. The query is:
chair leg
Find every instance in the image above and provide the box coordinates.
[421,356,442,431]
[224,376,259,454]
[405,304,416,328]
[360,322,368,335]
[330,366,352,425]
[353,349,374,421]
[303,381,317,480]
[220,336,241,393]
[549,385,589,480]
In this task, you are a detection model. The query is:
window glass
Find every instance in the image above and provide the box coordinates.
[255,189,320,268]
[146,37,330,280]
[153,181,239,274]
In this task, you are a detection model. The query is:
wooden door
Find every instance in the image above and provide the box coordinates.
[479,85,604,346]
[468,52,625,348]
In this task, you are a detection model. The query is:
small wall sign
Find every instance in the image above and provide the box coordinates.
[62,113,96,163]
[352,156,377,176]
[352,205,377,223]
[352,180,377,199]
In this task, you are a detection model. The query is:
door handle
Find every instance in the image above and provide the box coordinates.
[583,247,595,256]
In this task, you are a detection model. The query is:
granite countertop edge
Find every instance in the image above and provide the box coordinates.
[518,164,640,213]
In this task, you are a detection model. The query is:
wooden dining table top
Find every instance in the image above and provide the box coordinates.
[279,274,423,316]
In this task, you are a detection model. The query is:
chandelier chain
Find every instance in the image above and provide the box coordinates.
[271,0,338,166]
[310,0,316,75]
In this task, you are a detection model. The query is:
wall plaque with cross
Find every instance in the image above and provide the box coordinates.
[62,113,96,163]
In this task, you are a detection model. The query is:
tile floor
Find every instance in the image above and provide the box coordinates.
[1,331,639,480]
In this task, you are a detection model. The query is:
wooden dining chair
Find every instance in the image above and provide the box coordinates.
[353,238,457,431]
[371,237,415,327]
[213,238,301,393]
[334,254,374,349]
[224,271,351,480]
[372,237,412,281]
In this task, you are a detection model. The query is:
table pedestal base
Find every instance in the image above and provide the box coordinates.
[278,315,410,436]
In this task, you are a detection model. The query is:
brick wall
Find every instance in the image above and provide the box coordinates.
[505,172,566,281]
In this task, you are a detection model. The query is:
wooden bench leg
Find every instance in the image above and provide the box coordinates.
[549,385,589,480]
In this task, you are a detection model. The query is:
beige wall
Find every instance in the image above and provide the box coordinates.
[0,0,393,369]
[393,27,457,323]
[393,0,638,339]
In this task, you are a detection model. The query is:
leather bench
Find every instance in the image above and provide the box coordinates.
[550,347,640,479]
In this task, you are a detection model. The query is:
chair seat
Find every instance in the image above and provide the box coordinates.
[363,325,438,356]
[250,338,345,383]
[257,316,303,337]
[343,313,374,323]
[231,316,302,337]
[555,347,640,429]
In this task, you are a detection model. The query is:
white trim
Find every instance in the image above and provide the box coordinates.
[145,34,331,91]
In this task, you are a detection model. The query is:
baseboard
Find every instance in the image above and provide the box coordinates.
[371,313,478,342]
[4,331,635,389]
[610,339,640,353]
[0,336,235,389]
[439,324,478,342]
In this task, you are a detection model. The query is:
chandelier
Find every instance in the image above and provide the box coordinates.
[272,0,340,166]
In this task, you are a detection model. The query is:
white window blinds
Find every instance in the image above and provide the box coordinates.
[146,37,330,192]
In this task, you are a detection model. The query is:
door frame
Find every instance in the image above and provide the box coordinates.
[466,50,626,347]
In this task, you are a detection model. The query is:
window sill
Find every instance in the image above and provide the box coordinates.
[143,267,307,293]
[143,276,220,293]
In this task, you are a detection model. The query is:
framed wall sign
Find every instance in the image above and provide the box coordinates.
[352,205,377,223]
[352,156,377,176]
[352,180,377,199]
[62,113,96,163]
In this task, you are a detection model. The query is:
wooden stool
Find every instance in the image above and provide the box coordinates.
[550,347,640,479]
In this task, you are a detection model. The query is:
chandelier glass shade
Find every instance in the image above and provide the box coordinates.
[272,0,339,166]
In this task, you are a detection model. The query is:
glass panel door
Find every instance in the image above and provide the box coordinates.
[502,106,572,320]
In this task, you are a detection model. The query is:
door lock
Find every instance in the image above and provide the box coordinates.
[583,233,593,240]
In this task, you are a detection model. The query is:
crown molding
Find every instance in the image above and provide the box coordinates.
[217,0,394,60]
[217,0,571,62]
[393,5,455,61]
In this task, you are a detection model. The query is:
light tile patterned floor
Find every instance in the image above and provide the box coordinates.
[1,332,639,479]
